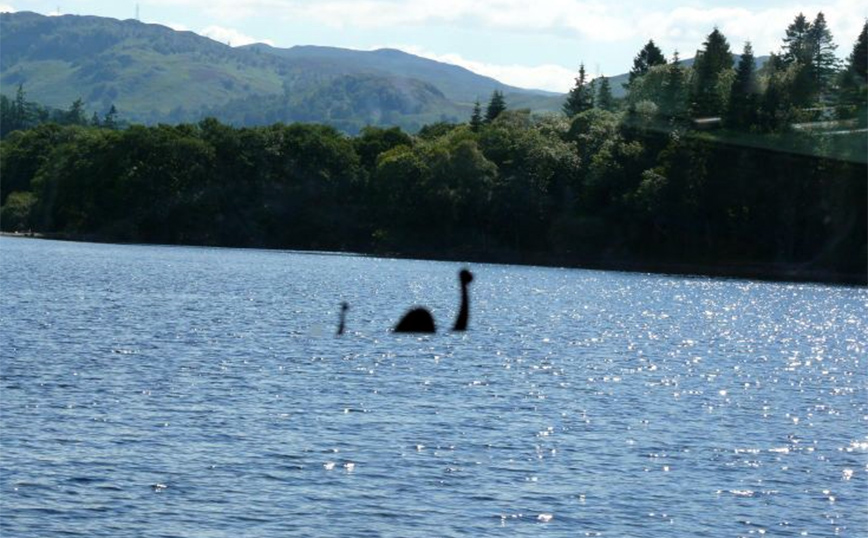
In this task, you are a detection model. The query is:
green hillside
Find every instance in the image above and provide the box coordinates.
[0,11,563,132]
[243,44,558,103]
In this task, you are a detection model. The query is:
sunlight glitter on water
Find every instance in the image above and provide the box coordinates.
[1,238,867,538]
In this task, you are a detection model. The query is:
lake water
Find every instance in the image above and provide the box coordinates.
[1,237,866,537]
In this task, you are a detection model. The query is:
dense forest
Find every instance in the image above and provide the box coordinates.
[2,15,866,283]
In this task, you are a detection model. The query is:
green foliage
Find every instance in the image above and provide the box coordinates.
[417,122,461,141]
[0,191,36,231]
[758,58,800,131]
[625,65,668,107]
[354,126,413,172]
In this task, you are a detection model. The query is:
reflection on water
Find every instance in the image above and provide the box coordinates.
[1,237,866,537]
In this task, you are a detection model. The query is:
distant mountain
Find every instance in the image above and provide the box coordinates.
[0,11,562,132]
[0,12,771,132]
[241,44,558,102]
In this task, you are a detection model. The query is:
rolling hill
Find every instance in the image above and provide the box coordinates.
[0,11,564,132]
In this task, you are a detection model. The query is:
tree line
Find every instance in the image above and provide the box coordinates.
[1,84,123,138]
[560,13,867,133]
[1,14,866,283]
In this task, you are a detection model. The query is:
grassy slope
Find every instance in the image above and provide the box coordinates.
[1,11,564,127]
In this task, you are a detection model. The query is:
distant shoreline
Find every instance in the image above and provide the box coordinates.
[4,231,864,287]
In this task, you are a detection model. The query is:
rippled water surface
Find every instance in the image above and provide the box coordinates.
[2,237,867,537]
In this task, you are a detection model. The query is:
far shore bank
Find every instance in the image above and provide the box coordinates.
[2,231,865,286]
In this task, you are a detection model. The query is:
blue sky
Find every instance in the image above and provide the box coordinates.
[1,1,864,92]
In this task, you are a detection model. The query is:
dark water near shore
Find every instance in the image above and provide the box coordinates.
[1,237,866,537]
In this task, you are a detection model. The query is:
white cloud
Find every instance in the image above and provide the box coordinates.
[145,0,289,21]
[642,2,867,58]
[285,0,633,41]
[146,20,274,47]
[121,1,868,55]
[199,25,274,47]
[0,4,15,13]
[398,46,576,93]
[162,22,190,32]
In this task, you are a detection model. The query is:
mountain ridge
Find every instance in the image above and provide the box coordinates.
[0,11,564,132]
[0,11,768,133]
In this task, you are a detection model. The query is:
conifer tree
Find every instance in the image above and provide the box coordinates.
[780,12,839,105]
[726,42,759,129]
[660,51,687,119]
[838,21,868,124]
[485,90,506,123]
[67,98,87,126]
[104,104,119,130]
[807,12,839,99]
[596,76,615,111]
[563,63,593,117]
[627,40,667,88]
[690,28,733,117]
[470,99,483,131]
[849,20,868,82]
[782,13,813,65]
[11,84,29,131]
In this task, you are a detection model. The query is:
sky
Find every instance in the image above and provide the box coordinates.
[1,1,865,92]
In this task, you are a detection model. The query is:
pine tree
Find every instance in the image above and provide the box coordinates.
[660,51,687,119]
[11,84,29,131]
[67,98,87,126]
[726,42,759,129]
[691,28,733,117]
[838,21,868,124]
[627,40,667,88]
[485,90,506,123]
[807,12,839,99]
[782,13,812,65]
[849,20,868,81]
[470,99,483,131]
[596,76,615,111]
[103,104,119,129]
[563,63,593,117]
